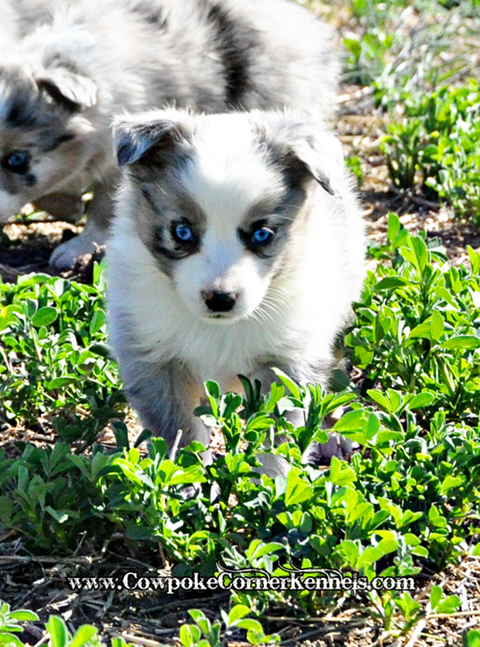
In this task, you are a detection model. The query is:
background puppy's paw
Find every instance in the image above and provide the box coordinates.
[255,452,291,478]
[34,192,84,222]
[49,224,108,270]
[302,433,351,466]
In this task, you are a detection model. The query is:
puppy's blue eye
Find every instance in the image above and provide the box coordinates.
[251,226,274,245]
[3,150,30,174]
[174,223,194,243]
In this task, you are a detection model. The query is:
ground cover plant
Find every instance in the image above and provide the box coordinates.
[1,0,480,646]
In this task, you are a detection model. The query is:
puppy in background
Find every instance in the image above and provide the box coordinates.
[0,1,20,49]
[0,1,66,51]
[107,109,365,474]
[0,0,339,270]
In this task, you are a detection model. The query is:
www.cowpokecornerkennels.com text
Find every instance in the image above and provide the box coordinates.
[68,568,415,595]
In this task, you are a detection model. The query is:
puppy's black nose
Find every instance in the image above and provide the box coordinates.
[202,290,237,313]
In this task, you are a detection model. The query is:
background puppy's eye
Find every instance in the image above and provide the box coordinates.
[172,222,194,243]
[2,151,30,175]
[251,226,275,246]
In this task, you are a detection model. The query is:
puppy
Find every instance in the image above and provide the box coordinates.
[0,0,339,270]
[107,109,365,475]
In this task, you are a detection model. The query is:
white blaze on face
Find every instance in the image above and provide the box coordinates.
[171,118,282,321]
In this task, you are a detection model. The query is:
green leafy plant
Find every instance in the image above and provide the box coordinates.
[0,605,137,647]
[179,606,280,647]
[0,264,124,445]
[0,601,39,647]
[0,443,113,550]
[381,83,480,217]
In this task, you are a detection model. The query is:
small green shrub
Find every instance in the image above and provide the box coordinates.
[0,600,39,647]
[0,263,124,444]
[0,602,135,647]
[381,83,480,218]
[0,443,112,551]
[179,606,280,647]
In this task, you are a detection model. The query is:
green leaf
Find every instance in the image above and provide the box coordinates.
[188,610,211,636]
[465,629,480,647]
[429,585,443,611]
[179,624,201,647]
[89,310,106,335]
[46,377,78,390]
[31,306,58,327]
[367,390,391,412]
[387,213,401,243]
[395,592,421,620]
[401,236,428,274]
[7,611,39,623]
[0,633,23,647]
[333,409,366,431]
[351,345,373,368]
[428,504,447,528]
[285,471,313,506]
[409,312,444,341]
[69,625,98,647]
[45,507,70,524]
[467,246,480,275]
[375,277,409,290]
[228,605,251,626]
[235,619,264,633]
[441,336,480,350]
[271,368,301,400]
[440,475,465,493]
[435,595,461,614]
[408,392,435,409]
[46,616,69,647]
[430,310,445,341]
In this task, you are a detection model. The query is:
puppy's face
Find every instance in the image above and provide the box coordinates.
[0,65,97,217]
[114,110,343,323]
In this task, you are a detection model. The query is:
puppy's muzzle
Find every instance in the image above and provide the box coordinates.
[202,289,238,313]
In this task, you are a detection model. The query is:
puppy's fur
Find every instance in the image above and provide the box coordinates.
[0,1,66,55]
[107,109,365,473]
[0,0,339,270]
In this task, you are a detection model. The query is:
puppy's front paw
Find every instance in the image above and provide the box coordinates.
[49,224,108,270]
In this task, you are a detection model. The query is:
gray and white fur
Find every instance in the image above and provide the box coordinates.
[0,1,67,52]
[0,0,339,269]
[107,109,365,474]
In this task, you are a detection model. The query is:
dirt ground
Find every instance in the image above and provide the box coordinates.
[1,84,480,646]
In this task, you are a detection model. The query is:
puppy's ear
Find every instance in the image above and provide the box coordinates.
[36,68,97,111]
[288,131,345,197]
[113,118,183,169]
[259,118,345,197]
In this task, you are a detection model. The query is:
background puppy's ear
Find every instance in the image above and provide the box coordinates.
[113,118,183,169]
[35,68,97,111]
